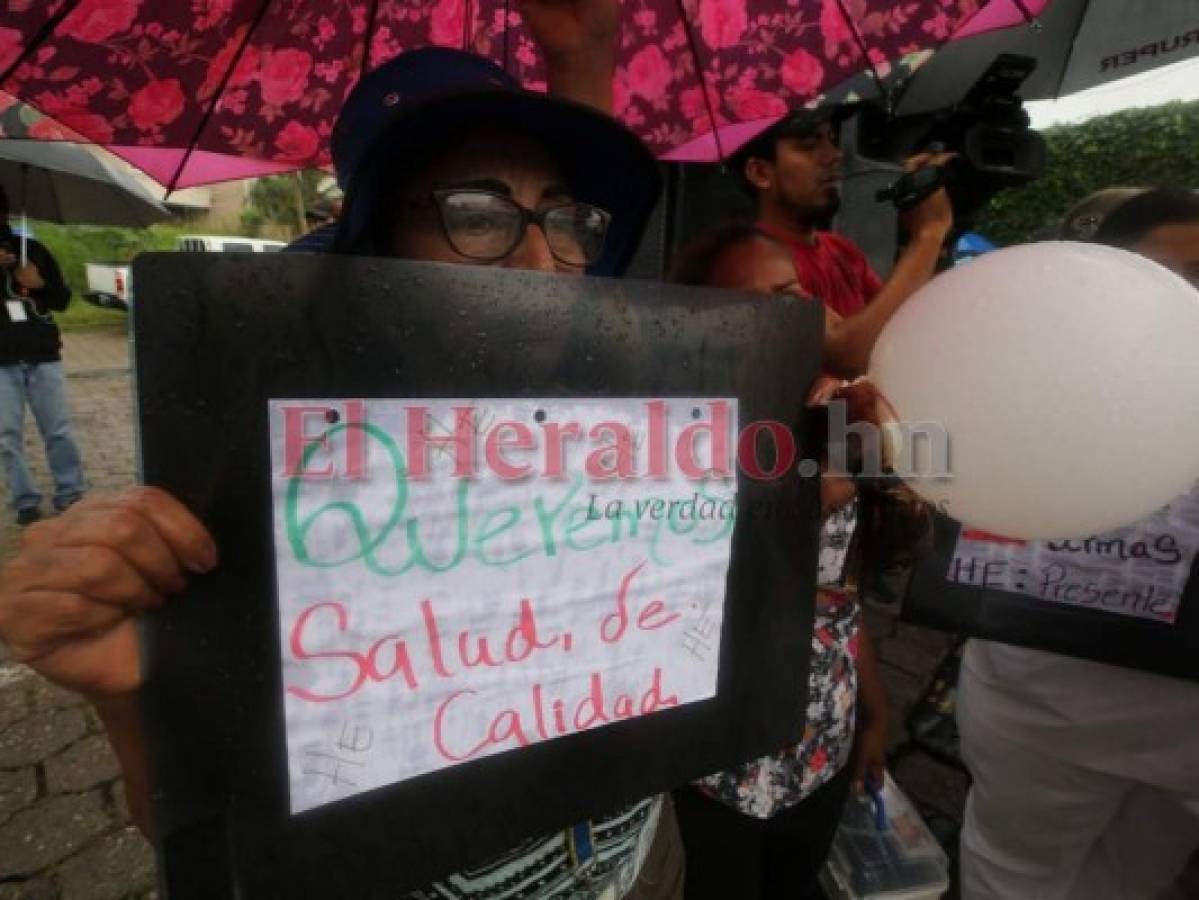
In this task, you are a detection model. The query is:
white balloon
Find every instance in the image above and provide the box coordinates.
[869,241,1199,540]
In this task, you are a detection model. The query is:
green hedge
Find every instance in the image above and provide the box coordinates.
[977,99,1199,245]
[23,222,192,329]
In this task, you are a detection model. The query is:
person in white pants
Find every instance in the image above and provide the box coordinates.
[957,188,1199,900]
[958,640,1199,899]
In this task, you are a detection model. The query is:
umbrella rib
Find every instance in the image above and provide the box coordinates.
[503,0,511,74]
[359,0,381,81]
[1052,0,1094,98]
[0,0,84,88]
[886,0,1029,117]
[164,0,278,195]
[47,160,68,224]
[1008,0,1037,24]
[833,0,889,109]
[18,163,30,254]
[674,0,725,161]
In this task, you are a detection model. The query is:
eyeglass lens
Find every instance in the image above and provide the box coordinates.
[437,191,608,266]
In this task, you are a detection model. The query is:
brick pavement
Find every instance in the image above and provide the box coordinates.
[0,327,968,898]
[0,326,155,899]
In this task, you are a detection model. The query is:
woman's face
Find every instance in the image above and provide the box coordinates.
[706,236,807,298]
[705,235,855,515]
[387,129,582,276]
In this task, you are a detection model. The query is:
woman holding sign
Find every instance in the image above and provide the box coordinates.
[0,3,686,898]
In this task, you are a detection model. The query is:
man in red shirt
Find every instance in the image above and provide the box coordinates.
[735,109,954,375]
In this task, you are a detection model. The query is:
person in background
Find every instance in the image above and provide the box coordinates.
[1089,187,1198,288]
[304,194,342,230]
[733,112,952,612]
[732,109,953,376]
[0,185,85,525]
[0,2,687,896]
[669,223,897,899]
[956,187,1199,900]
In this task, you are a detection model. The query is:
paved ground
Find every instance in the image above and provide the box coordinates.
[0,327,1022,898]
[0,327,155,899]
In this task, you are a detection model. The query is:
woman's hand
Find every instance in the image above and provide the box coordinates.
[518,0,619,113]
[850,619,890,793]
[518,0,619,64]
[849,715,888,794]
[0,487,216,700]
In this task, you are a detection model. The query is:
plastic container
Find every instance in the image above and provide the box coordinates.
[820,772,950,900]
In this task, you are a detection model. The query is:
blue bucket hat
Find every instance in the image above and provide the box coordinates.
[331,48,661,277]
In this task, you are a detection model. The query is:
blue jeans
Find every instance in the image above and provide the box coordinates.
[0,361,86,512]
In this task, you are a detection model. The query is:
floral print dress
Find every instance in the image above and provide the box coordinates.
[695,499,859,819]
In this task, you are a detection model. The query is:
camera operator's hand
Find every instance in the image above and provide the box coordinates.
[0,487,216,699]
[900,151,955,242]
[825,153,956,375]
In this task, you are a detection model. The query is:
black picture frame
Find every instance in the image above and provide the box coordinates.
[904,514,1199,681]
[132,253,826,898]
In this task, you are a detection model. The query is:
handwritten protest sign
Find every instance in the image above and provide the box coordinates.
[948,483,1199,624]
[271,397,736,814]
[134,253,822,895]
[906,486,1199,680]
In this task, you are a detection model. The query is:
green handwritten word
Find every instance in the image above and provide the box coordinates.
[285,423,733,575]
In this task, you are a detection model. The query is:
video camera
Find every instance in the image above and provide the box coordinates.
[856,54,1047,228]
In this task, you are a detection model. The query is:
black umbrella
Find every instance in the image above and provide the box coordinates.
[0,139,170,229]
[0,137,170,270]
[898,0,1199,114]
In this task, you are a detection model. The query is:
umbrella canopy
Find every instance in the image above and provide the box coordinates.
[898,0,1199,115]
[0,138,170,227]
[0,0,1044,189]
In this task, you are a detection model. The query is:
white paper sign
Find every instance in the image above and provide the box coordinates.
[948,483,1199,624]
[270,398,736,814]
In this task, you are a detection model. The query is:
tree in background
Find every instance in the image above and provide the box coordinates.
[35,223,185,301]
[34,168,333,306]
[978,100,1199,245]
[241,170,328,239]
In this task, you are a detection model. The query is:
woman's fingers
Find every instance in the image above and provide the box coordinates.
[4,543,166,611]
[807,374,845,407]
[0,488,215,700]
[28,507,182,598]
[19,487,216,600]
[29,619,143,698]
[70,487,218,576]
[0,588,128,661]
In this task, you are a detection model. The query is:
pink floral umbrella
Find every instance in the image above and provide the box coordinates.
[0,0,1046,190]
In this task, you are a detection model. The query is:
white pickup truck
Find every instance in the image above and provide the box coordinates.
[84,235,287,311]
[83,261,133,310]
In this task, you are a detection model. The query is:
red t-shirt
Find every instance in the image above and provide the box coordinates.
[760,226,883,319]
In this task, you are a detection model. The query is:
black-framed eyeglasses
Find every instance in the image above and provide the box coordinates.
[426,189,611,267]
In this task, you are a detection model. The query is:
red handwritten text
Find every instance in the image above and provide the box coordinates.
[433,667,678,762]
